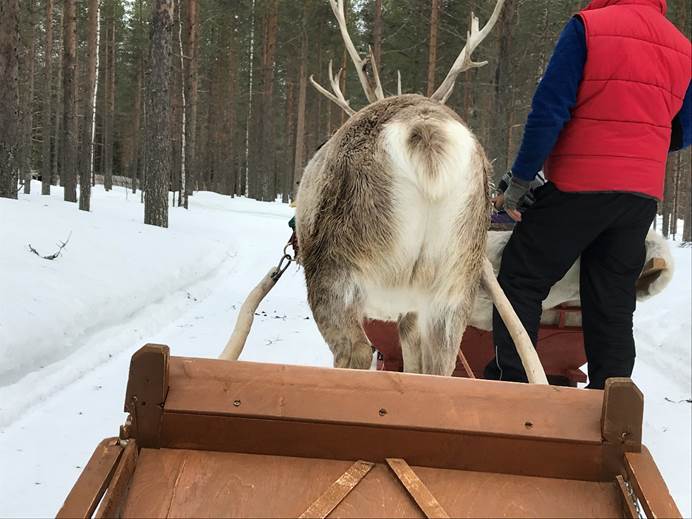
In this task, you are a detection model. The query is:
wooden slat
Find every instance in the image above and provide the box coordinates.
[616,475,638,519]
[160,411,610,482]
[57,438,123,519]
[120,449,187,518]
[124,344,169,448]
[624,447,681,519]
[164,356,603,445]
[95,440,138,518]
[386,459,449,519]
[601,378,643,451]
[299,460,375,518]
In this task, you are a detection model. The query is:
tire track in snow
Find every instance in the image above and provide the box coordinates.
[0,249,239,429]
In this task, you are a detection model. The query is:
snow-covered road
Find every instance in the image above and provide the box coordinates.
[1,183,690,517]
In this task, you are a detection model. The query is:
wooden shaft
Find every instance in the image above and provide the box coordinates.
[219,268,279,361]
[457,348,476,379]
[480,257,549,385]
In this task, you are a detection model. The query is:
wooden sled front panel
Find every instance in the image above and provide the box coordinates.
[56,345,678,519]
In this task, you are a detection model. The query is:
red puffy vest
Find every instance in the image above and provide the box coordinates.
[544,0,691,200]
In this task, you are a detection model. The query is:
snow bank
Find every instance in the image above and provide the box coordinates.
[633,244,692,514]
[0,183,293,427]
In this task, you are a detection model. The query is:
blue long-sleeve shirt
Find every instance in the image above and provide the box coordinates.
[511,17,692,182]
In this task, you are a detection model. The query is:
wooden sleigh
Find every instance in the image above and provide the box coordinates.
[58,344,681,518]
[367,256,670,386]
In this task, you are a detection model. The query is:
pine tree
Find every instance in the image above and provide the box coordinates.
[19,0,37,195]
[0,0,20,199]
[41,0,54,196]
[183,0,198,207]
[143,0,174,228]
[62,0,78,202]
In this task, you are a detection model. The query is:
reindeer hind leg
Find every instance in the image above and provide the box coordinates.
[307,279,373,370]
[420,306,469,376]
[398,312,423,374]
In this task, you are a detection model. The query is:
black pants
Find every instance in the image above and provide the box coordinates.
[484,183,657,389]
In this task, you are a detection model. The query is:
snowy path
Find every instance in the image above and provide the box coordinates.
[0,185,328,518]
[0,183,690,517]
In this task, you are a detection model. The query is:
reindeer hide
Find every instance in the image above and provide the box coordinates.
[469,230,674,331]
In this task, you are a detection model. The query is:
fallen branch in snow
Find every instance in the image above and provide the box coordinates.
[664,397,692,404]
[28,232,72,260]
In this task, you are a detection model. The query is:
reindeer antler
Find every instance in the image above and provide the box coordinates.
[309,60,356,117]
[323,0,384,105]
[431,0,506,104]
[313,0,505,114]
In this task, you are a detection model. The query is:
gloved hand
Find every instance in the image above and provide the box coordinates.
[503,176,531,222]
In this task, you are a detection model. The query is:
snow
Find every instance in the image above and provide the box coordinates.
[1,181,690,517]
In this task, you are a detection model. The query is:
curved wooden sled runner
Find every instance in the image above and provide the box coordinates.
[58,344,680,518]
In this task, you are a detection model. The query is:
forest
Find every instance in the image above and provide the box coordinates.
[0,0,689,237]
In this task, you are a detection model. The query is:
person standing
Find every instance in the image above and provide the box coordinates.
[485,0,691,389]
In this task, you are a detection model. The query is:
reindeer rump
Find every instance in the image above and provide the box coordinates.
[296,95,491,375]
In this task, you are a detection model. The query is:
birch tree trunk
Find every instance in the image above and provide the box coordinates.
[0,0,20,199]
[144,0,174,228]
[52,4,63,187]
[491,0,518,176]
[339,1,348,129]
[176,0,185,206]
[425,0,439,97]
[283,57,295,202]
[131,57,142,193]
[225,29,238,196]
[104,1,116,191]
[62,0,78,202]
[183,0,197,207]
[132,0,145,193]
[662,159,675,237]
[373,0,382,73]
[40,0,53,195]
[242,0,256,198]
[91,1,101,187]
[671,154,681,237]
[79,0,99,211]
[20,0,37,195]
[259,0,278,201]
[292,16,308,199]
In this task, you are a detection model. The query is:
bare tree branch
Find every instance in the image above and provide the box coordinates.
[28,232,72,260]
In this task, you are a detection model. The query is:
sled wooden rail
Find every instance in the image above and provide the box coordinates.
[57,344,681,518]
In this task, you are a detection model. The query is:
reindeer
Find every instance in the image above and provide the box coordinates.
[295,0,546,382]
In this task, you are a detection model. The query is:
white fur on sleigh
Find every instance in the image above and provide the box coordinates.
[469,230,674,331]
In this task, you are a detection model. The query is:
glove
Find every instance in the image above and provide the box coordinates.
[503,176,532,213]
